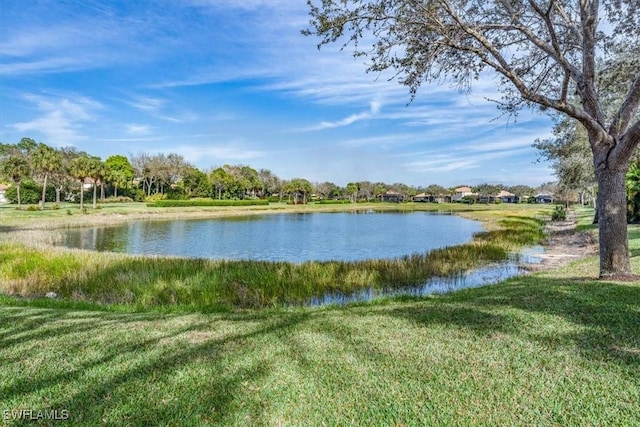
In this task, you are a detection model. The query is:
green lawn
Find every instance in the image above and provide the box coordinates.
[0,204,638,425]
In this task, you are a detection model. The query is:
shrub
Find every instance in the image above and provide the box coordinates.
[461,195,477,204]
[5,181,55,204]
[145,193,167,202]
[150,199,270,207]
[551,205,567,221]
[316,199,351,205]
[102,196,134,203]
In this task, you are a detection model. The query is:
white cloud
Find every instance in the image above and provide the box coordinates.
[126,124,153,136]
[168,143,265,166]
[10,94,102,145]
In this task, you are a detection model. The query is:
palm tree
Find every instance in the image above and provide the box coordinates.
[285,178,313,204]
[0,155,30,209]
[32,144,62,210]
[86,156,105,209]
[69,154,92,210]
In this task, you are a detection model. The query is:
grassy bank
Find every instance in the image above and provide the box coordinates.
[0,203,548,310]
[1,250,639,425]
[1,205,639,424]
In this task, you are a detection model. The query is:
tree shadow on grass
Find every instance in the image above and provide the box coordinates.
[383,276,640,368]
[0,307,310,426]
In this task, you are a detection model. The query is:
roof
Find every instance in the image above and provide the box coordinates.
[0,183,9,191]
[455,186,472,193]
[497,190,515,197]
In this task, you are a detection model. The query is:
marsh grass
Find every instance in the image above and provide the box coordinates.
[0,204,549,310]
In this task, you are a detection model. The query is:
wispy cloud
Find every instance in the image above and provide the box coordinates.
[168,143,265,166]
[402,147,534,174]
[301,101,383,131]
[124,95,197,123]
[126,124,153,136]
[10,93,101,145]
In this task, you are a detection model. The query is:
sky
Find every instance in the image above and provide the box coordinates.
[0,0,555,188]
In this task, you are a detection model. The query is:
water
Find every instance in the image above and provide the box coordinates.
[55,211,484,262]
[306,245,545,306]
[53,211,545,307]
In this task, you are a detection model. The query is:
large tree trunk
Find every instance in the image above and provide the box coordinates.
[79,182,84,210]
[16,183,22,209]
[40,173,48,210]
[595,166,631,277]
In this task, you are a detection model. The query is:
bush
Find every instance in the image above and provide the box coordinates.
[117,188,146,202]
[150,199,270,207]
[102,196,134,203]
[145,193,167,202]
[5,181,55,204]
[461,195,477,204]
[551,205,567,221]
[316,199,351,204]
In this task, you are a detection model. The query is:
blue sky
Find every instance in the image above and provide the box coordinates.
[0,0,554,188]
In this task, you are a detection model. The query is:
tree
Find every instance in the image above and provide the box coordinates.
[259,168,283,199]
[130,152,162,196]
[425,184,449,200]
[105,155,134,198]
[86,156,105,209]
[51,147,81,203]
[180,166,212,199]
[315,181,340,199]
[345,182,359,203]
[507,184,536,202]
[306,0,640,277]
[0,155,30,208]
[626,160,640,222]
[474,183,503,200]
[32,143,62,210]
[285,178,314,204]
[0,138,36,209]
[68,154,92,210]
[534,116,597,208]
[209,167,234,200]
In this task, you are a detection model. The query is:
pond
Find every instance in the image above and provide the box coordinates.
[306,245,544,307]
[55,211,484,262]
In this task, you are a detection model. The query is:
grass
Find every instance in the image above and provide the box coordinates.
[0,203,548,310]
[1,256,639,425]
[0,204,639,424]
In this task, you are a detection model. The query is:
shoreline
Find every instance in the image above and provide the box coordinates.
[522,212,598,272]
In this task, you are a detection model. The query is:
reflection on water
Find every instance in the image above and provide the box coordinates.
[54,211,483,263]
[306,246,545,307]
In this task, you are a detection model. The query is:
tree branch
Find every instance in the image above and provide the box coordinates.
[609,73,640,137]
[579,0,605,125]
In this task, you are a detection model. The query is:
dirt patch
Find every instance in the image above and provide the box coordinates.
[522,213,598,272]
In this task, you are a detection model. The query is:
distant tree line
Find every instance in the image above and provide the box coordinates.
[2,137,553,209]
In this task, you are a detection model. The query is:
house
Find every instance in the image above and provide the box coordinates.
[413,192,429,202]
[0,183,8,203]
[381,190,404,203]
[497,190,518,203]
[535,193,554,203]
[451,186,475,202]
[414,192,445,202]
[477,194,495,203]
